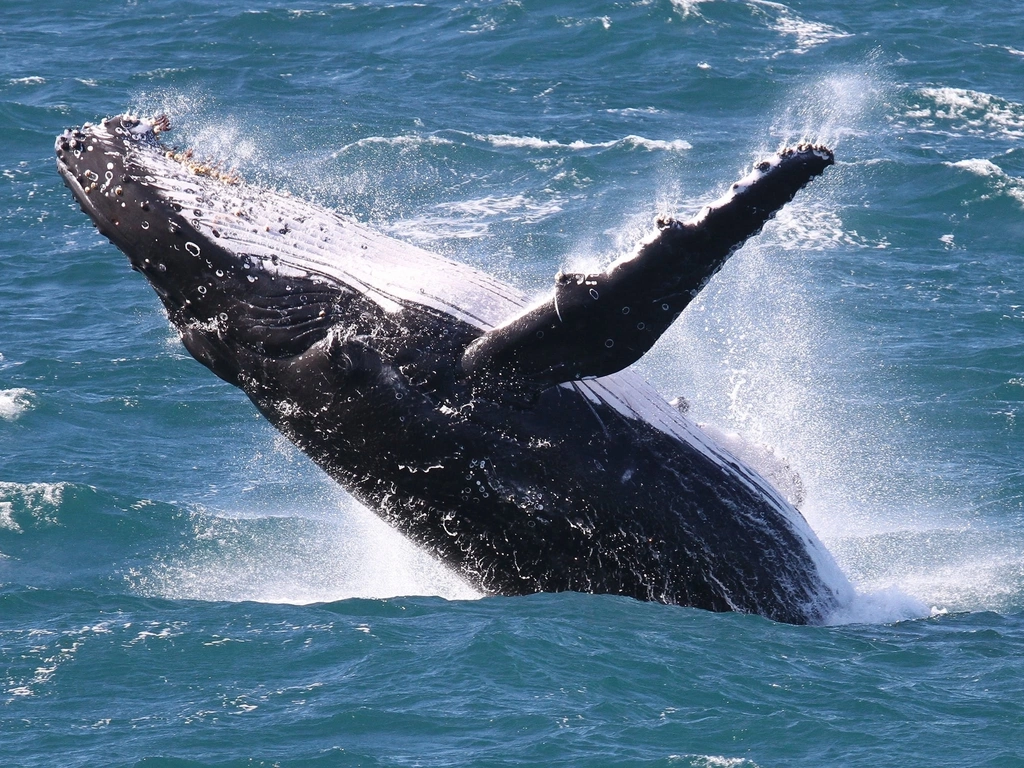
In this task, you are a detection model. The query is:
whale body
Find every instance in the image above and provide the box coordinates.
[56,115,850,624]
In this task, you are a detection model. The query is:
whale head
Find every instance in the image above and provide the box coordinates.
[55,115,366,384]
[55,116,240,316]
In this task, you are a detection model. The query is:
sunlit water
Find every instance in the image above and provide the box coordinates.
[2,2,1024,766]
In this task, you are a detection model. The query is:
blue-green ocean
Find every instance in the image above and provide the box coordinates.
[3,1,1024,765]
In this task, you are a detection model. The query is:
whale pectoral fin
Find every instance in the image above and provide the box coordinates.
[461,144,834,400]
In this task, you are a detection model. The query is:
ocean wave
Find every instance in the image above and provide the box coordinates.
[331,133,456,156]
[388,193,565,242]
[0,482,65,534]
[669,0,710,19]
[0,388,34,420]
[604,107,664,116]
[671,1,851,55]
[914,87,1024,140]
[946,158,1024,207]
[334,130,692,154]
[476,132,692,152]
[752,0,852,56]
[0,476,479,607]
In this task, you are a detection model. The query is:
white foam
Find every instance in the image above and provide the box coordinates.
[0,482,65,529]
[825,586,929,625]
[477,132,691,152]
[669,0,711,19]
[389,194,565,242]
[332,133,456,156]
[0,388,34,420]
[947,158,1024,207]
[916,87,1024,140]
[135,493,481,605]
[0,501,19,533]
[751,0,852,56]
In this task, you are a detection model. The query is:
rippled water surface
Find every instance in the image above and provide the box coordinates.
[3,1,1024,766]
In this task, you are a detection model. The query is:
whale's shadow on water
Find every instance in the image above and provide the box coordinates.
[56,114,853,624]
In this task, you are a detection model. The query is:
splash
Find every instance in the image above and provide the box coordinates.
[130,434,480,605]
[0,388,34,420]
[134,494,481,605]
[769,67,887,150]
[129,88,264,180]
[638,66,1024,621]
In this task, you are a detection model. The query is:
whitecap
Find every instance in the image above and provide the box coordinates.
[825,586,929,625]
[0,388,34,420]
[947,158,1024,207]
[332,133,456,156]
[915,87,1024,140]
[669,0,711,19]
[477,132,691,152]
[753,0,852,56]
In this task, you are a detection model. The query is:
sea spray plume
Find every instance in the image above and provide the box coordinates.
[772,69,888,151]
[56,114,852,624]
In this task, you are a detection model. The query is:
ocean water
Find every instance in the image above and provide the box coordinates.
[3,0,1024,765]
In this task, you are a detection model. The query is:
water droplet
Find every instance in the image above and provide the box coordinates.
[185,242,201,257]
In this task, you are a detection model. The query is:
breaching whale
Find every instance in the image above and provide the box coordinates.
[56,115,850,624]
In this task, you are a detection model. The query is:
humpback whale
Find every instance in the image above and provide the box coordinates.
[56,115,850,624]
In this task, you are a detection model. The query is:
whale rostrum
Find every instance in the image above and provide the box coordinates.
[56,115,851,624]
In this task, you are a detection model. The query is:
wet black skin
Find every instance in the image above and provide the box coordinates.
[56,117,840,623]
